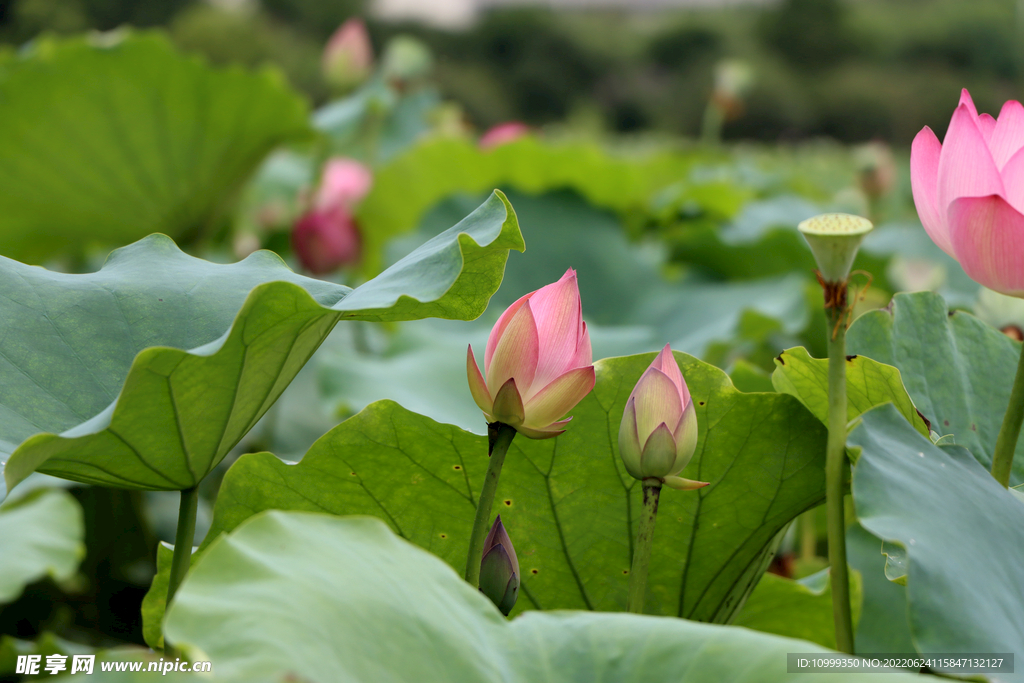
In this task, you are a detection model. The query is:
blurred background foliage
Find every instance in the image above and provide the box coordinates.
[0,0,1020,141]
[0,0,1019,674]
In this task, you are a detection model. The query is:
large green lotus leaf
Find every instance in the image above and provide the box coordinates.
[0,31,311,261]
[0,489,85,603]
[158,351,825,635]
[357,137,707,274]
[164,511,924,683]
[771,347,929,438]
[845,523,915,654]
[732,568,862,650]
[0,191,523,493]
[849,403,1024,672]
[847,291,1024,486]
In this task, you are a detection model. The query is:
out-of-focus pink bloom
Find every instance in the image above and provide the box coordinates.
[911,89,1024,296]
[291,206,361,274]
[323,18,373,91]
[467,269,595,439]
[479,122,531,150]
[315,158,373,212]
[618,345,706,491]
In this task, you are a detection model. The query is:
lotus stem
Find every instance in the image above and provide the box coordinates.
[825,303,855,655]
[626,480,662,614]
[166,485,200,609]
[465,422,516,587]
[991,342,1024,487]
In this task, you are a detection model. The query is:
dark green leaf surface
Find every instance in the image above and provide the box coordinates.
[850,404,1024,672]
[847,292,1024,485]
[0,32,311,261]
[164,511,925,683]
[1,192,523,492]
[0,489,85,603]
[181,352,826,626]
[772,347,928,437]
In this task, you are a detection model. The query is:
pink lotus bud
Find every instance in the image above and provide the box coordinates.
[323,18,373,92]
[466,269,595,439]
[291,205,361,274]
[479,515,519,616]
[315,158,373,213]
[618,346,707,491]
[911,89,1024,297]
[479,122,531,150]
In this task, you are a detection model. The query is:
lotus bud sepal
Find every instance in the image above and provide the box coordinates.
[478,516,519,616]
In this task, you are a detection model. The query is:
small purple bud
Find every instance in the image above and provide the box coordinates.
[479,515,519,616]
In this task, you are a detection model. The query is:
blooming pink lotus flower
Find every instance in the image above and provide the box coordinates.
[315,158,373,212]
[467,269,595,438]
[618,345,706,490]
[912,89,1024,296]
[323,18,373,91]
[479,122,531,150]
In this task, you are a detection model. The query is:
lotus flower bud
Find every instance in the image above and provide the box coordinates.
[618,346,707,491]
[467,269,595,439]
[291,206,361,274]
[322,18,373,92]
[479,515,519,616]
[911,89,1024,297]
[479,122,531,150]
[381,35,433,84]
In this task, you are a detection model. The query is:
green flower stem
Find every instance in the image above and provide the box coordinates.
[800,508,817,561]
[991,342,1024,488]
[626,480,662,614]
[166,486,200,609]
[825,304,855,655]
[465,422,516,587]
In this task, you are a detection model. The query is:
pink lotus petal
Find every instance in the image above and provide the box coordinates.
[528,269,586,387]
[522,366,595,429]
[948,194,1024,296]
[959,88,979,119]
[911,126,954,257]
[486,300,539,396]
[568,321,592,370]
[630,368,684,445]
[650,344,690,406]
[466,345,492,414]
[990,100,1024,168]
[938,103,1004,215]
[480,122,531,149]
[514,423,566,440]
[663,476,709,491]
[999,146,1024,214]
[978,113,996,143]
[617,398,643,480]
[485,293,530,372]
[671,400,699,475]
[291,206,361,273]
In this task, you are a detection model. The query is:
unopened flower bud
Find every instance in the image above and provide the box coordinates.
[323,18,373,92]
[619,345,707,490]
[479,515,519,616]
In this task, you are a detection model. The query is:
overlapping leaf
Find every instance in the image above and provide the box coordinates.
[0,31,311,261]
[163,511,925,683]
[847,291,1024,485]
[144,350,826,643]
[0,489,85,603]
[850,404,1024,676]
[1,191,523,493]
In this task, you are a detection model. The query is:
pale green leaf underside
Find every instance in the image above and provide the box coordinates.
[0,31,311,261]
[733,568,863,651]
[1,191,523,493]
[847,291,1024,486]
[772,346,929,438]
[850,404,1024,670]
[164,511,925,683]
[0,489,85,604]
[147,351,826,640]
